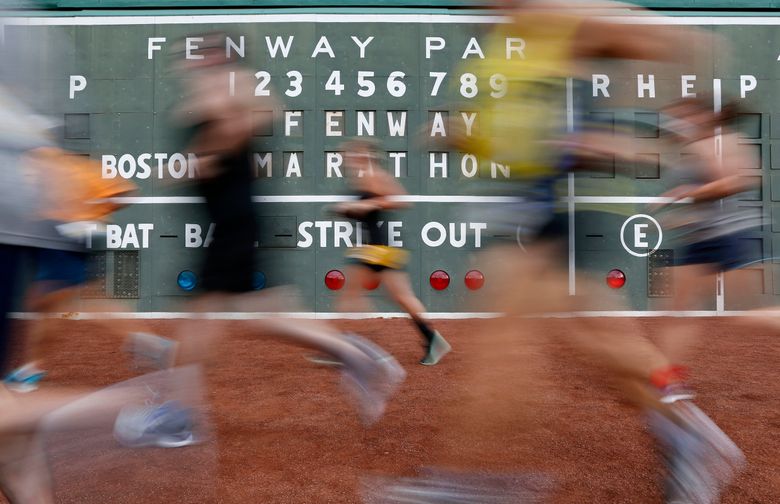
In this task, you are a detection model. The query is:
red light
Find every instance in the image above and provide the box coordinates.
[429,270,450,291]
[325,270,345,290]
[606,269,626,289]
[464,270,485,290]
[362,276,380,290]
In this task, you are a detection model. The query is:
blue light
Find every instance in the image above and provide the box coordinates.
[177,270,197,291]
[253,271,266,290]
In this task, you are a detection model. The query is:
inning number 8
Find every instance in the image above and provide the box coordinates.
[460,73,478,98]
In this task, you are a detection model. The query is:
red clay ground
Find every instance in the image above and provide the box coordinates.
[4,317,779,503]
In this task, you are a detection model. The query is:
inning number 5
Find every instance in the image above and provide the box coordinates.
[357,71,375,97]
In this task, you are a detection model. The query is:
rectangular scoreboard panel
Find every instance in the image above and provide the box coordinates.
[3,13,780,312]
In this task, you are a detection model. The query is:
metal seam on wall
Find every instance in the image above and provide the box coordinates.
[97,195,695,204]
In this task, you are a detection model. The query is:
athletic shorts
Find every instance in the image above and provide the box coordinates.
[528,211,569,267]
[0,245,23,373]
[201,245,255,293]
[676,231,760,272]
[351,261,391,273]
[346,245,409,272]
[534,212,568,243]
[35,249,88,291]
[201,220,255,293]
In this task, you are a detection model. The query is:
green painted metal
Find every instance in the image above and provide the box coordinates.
[4,12,779,312]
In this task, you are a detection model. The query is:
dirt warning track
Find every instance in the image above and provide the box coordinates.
[6,317,779,503]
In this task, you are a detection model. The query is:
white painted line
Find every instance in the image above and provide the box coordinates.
[99,195,691,205]
[714,78,725,314]
[539,310,716,318]
[569,196,693,204]
[1,14,506,26]
[566,77,576,297]
[8,311,501,320]
[609,16,780,25]
[253,195,352,203]
[4,14,780,27]
[9,310,774,320]
[99,195,521,204]
[392,195,521,203]
[99,196,205,204]
[542,310,780,318]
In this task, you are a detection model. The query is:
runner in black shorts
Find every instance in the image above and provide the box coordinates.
[650,97,763,359]
[197,141,257,294]
[657,98,762,278]
[158,33,405,427]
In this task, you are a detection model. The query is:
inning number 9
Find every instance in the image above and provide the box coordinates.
[490,74,507,98]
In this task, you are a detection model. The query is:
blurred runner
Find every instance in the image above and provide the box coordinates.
[0,87,200,504]
[3,147,140,392]
[650,97,766,381]
[364,2,743,503]
[145,33,407,430]
[655,97,762,312]
[0,7,217,500]
[323,139,451,365]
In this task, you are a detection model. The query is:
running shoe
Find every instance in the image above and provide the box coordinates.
[420,331,451,366]
[340,333,406,426]
[4,365,46,393]
[306,332,399,368]
[114,400,197,448]
[342,333,401,367]
[675,401,745,476]
[305,354,344,367]
[125,332,178,370]
[344,333,407,399]
[361,468,552,503]
[659,382,696,405]
[648,401,745,504]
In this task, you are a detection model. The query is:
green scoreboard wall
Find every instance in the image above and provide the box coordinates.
[2,11,778,313]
